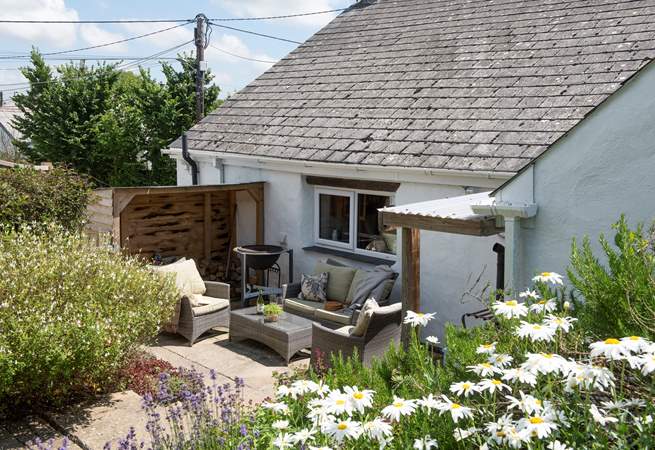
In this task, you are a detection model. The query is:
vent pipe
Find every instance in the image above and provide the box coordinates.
[181,133,199,185]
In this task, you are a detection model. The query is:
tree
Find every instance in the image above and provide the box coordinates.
[12,50,222,187]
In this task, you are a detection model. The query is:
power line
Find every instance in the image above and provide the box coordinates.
[209,8,347,21]
[208,44,277,64]
[207,21,302,44]
[0,56,181,61]
[0,22,192,60]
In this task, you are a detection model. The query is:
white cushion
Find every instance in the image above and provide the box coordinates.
[192,296,230,316]
[351,298,379,337]
[152,259,206,296]
[333,325,355,336]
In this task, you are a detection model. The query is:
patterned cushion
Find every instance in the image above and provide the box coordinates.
[299,272,328,302]
[315,308,353,325]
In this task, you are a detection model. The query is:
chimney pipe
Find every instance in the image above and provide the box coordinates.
[181,133,199,185]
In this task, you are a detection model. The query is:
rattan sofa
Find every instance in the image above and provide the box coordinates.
[310,302,402,368]
[177,281,231,345]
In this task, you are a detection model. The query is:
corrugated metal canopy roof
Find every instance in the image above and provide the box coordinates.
[379,192,502,236]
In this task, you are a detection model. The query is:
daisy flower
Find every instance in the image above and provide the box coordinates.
[488,353,514,368]
[589,338,629,360]
[276,385,293,398]
[426,335,440,345]
[589,404,619,426]
[418,393,441,411]
[506,392,543,414]
[323,389,352,415]
[262,401,289,414]
[404,311,436,327]
[291,379,319,397]
[413,435,438,449]
[529,298,557,314]
[435,395,474,423]
[516,321,557,342]
[485,414,515,445]
[638,352,655,375]
[381,396,416,422]
[343,385,374,414]
[362,417,392,441]
[518,413,558,439]
[273,433,293,449]
[272,420,289,430]
[322,419,362,442]
[621,335,652,353]
[532,271,564,285]
[547,441,573,450]
[544,314,577,332]
[476,378,511,395]
[522,352,567,375]
[449,381,478,397]
[467,362,503,377]
[502,367,537,386]
[290,428,316,444]
[452,427,478,442]
[476,342,497,354]
[492,299,528,319]
[519,289,540,300]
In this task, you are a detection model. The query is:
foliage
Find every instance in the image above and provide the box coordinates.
[0,166,92,231]
[0,226,178,408]
[263,303,283,316]
[569,215,655,339]
[12,51,222,187]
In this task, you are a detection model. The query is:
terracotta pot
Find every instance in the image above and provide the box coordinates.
[264,314,279,322]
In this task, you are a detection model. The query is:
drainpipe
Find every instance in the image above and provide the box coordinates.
[471,201,537,294]
[181,133,199,185]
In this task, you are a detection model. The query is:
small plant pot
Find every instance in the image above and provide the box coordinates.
[264,314,279,323]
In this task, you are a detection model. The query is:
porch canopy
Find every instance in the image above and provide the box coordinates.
[378,192,502,338]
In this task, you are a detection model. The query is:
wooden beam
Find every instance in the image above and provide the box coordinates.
[306,175,400,192]
[112,192,136,216]
[255,186,264,244]
[203,192,212,264]
[401,227,420,346]
[109,182,265,198]
[381,211,502,236]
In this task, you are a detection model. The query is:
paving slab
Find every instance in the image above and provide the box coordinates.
[0,416,82,450]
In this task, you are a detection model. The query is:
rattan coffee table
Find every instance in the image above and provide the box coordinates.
[229,306,313,364]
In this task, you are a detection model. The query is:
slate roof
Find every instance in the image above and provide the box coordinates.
[175,0,655,173]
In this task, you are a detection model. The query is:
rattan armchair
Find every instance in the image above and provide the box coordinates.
[310,303,402,369]
[177,281,231,345]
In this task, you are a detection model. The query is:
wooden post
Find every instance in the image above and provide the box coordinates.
[246,186,265,245]
[203,192,212,264]
[401,227,420,345]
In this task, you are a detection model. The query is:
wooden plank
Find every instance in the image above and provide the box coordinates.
[401,227,420,346]
[255,186,264,244]
[306,175,400,192]
[113,192,136,216]
[381,211,502,236]
[204,192,212,264]
[110,182,265,197]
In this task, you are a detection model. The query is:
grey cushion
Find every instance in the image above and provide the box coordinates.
[299,272,328,302]
[346,269,394,306]
[333,325,355,336]
[285,297,322,317]
[314,262,357,303]
[192,297,229,316]
[315,308,353,325]
[351,298,379,337]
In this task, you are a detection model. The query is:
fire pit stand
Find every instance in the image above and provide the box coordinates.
[233,245,294,307]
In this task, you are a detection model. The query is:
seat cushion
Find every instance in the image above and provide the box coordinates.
[315,308,353,326]
[314,262,357,303]
[191,296,229,316]
[152,259,206,296]
[333,325,355,336]
[285,298,322,318]
[351,298,379,337]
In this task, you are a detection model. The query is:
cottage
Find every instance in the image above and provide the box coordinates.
[165,0,655,337]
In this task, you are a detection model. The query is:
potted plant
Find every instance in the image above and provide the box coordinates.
[263,303,283,322]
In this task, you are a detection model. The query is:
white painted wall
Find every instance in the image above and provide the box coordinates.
[496,61,655,289]
[175,155,504,339]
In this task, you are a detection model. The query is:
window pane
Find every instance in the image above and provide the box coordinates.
[357,193,395,255]
[318,193,350,244]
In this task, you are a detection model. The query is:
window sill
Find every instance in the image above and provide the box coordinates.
[302,245,395,266]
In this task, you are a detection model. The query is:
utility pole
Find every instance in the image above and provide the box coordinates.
[194,13,207,122]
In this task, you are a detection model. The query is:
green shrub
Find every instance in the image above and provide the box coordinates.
[0,226,178,408]
[569,215,655,339]
[0,166,92,231]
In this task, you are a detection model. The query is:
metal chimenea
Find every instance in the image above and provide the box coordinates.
[233,245,293,307]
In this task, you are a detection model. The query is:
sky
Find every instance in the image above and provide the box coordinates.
[0,0,353,100]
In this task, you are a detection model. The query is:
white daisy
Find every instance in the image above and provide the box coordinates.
[262,401,289,414]
[276,385,293,398]
[638,352,655,375]
[589,338,629,360]
[381,396,416,422]
[467,362,503,377]
[589,404,619,426]
[435,395,474,423]
[519,289,540,300]
[529,298,558,314]
[547,441,573,450]
[272,420,289,430]
[343,385,374,414]
[417,393,441,411]
[452,427,478,441]
[506,392,543,415]
[476,342,497,354]
[323,389,352,415]
[532,271,564,285]
[404,311,436,327]
[322,418,362,442]
[361,417,392,441]
[488,353,514,368]
[291,379,319,396]
[273,433,293,449]
[426,335,440,345]
[518,413,558,438]
[492,299,528,319]
[475,378,511,395]
[485,414,515,445]
[290,428,316,444]
[516,321,557,342]
[502,367,537,386]
[413,435,438,449]
[621,335,652,353]
[522,352,567,375]
[544,314,577,332]
[449,381,478,398]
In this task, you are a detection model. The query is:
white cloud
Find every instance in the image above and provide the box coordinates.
[216,0,348,27]
[79,24,128,53]
[0,0,79,47]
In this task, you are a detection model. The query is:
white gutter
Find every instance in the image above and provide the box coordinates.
[471,200,538,294]
[163,147,514,188]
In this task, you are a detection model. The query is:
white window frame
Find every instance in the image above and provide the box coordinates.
[313,186,396,261]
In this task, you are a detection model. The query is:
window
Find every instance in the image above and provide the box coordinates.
[314,188,396,258]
